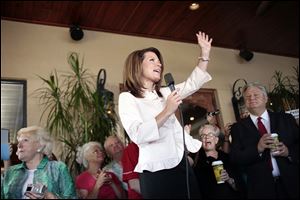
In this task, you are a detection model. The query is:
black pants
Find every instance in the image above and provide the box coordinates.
[274,177,290,199]
[140,157,201,199]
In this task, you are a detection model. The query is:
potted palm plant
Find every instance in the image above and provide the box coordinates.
[268,66,299,112]
[286,66,299,109]
[35,52,117,178]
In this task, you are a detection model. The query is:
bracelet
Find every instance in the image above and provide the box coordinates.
[198,57,210,62]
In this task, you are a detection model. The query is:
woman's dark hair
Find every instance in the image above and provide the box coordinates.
[123,47,164,98]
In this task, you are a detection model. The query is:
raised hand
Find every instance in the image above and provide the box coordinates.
[196,31,213,58]
[224,123,233,138]
[184,124,192,134]
[206,114,217,125]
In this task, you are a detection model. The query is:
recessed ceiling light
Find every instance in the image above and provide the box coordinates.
[189,3,200,10]
[190,117,195,121]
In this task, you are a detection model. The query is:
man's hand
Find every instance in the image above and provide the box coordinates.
[271,142,289,157]
[257,133,275,153]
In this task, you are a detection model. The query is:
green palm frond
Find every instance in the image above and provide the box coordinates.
[33,52,117,178]
[268,67,299,112]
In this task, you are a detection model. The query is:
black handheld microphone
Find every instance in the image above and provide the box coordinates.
[164,73,176,92]
[164,72,190,199]
[208,109,220,116]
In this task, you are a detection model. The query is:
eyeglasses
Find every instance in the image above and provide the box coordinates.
[199,132,216,140]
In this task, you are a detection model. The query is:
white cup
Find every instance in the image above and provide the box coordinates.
[270,133,279,155]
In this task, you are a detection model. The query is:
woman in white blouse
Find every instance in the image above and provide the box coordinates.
[118,31,213,199]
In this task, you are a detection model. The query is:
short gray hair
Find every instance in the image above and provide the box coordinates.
[104,135,123,152]
[76,141,103,168]
[242,82,268,98]
[198,124,221,137]
[17,126,53,158]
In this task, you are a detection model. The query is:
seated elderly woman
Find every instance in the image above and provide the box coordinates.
[1,126,77,199]
[75,141,125,199]
[192,124,245,199]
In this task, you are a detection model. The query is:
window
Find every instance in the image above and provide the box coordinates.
[1,79,27,142]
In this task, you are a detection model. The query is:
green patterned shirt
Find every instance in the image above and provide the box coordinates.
[1,156,77,199]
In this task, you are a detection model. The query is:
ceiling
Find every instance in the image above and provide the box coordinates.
[1,1,299,58]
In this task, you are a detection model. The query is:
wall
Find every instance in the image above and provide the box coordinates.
[1,20,299,134]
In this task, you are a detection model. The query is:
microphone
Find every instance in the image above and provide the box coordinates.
[164,73,176,92]
[164,74,190,199]
[164,72,182,109]
[207,109,220,116]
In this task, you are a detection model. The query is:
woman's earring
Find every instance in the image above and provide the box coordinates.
[37,145,45,153]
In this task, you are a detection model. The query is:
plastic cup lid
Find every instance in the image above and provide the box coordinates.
[212,160,223,166]
[271,133,278,137]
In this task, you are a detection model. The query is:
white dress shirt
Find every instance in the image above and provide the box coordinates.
[118,67,212,173]
[250,110,280,177]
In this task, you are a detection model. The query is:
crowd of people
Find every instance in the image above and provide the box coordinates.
[1,30,299,199]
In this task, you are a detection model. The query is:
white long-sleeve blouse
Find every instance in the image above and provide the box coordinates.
[118,67,212,173]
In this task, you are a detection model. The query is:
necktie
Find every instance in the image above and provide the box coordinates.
[257,117,273,170]
[257,117,267,136]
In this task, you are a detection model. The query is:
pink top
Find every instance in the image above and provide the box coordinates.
[76,171,121,199]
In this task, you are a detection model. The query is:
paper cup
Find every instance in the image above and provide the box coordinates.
[271,133,279,155]
[212,160,224,184]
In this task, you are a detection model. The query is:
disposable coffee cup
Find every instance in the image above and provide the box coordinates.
[271,133,279,143]
[271,133,279,155]
[212,160,224,184]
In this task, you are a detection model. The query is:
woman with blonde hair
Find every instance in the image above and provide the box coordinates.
[1,126,77,199]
